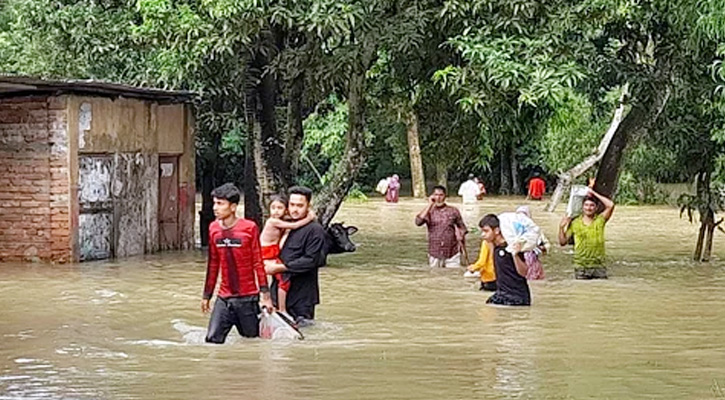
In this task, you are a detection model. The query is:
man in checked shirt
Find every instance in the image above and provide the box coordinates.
[415,185,468,268]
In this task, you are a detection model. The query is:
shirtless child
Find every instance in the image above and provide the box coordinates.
[260,195,316,314]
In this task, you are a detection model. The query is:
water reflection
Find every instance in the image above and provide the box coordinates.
[1,197,725,399]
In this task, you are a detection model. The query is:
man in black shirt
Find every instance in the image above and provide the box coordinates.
[479,214,531,306]
[265,186,328,323]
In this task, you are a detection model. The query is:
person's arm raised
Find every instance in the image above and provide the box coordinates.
[415,196,435,226]
[558,216,572,246]
[589,189,615,222]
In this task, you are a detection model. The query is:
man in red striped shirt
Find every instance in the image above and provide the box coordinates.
[201,183,273,343]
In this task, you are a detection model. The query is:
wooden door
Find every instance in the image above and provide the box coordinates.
[158,156,179,250]
[78,155,114,261]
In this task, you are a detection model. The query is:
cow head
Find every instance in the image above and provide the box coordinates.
[326,222,358,254]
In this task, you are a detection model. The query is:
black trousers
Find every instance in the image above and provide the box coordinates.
[205,296,260,344]
[486,292,530,306]
[480,281,497,292]
[575,267,608,280]
[288,302,315,322]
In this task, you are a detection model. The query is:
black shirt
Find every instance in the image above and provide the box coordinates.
[492,244,531,305]
[274,221,328,315]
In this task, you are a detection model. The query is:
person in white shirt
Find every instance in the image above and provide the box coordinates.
[458,174,480,204]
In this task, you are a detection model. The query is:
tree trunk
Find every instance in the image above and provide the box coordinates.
[243,85,264,227]
[703,220,715,262]
[694,221,706,261]
[500,146,512,195]
[695,170,715,262]
[594,85,671,198]
[313,47,374,227]
[546,92,626,212]
[406,110,426,198]
[257,62,289,193]
[510,146,520,195]
[436,160,448,189]
[284,72,305,179]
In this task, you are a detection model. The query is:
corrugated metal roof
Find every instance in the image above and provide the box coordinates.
[0,75,194,102]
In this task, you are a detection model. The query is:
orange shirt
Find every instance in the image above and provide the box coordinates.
[528,177,546,199]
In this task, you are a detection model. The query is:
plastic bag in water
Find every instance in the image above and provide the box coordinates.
[497,212,541,254]
[566,185,590,217]
[259,309,304,340]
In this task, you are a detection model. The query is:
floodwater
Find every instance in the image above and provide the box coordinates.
[2,196,725,399]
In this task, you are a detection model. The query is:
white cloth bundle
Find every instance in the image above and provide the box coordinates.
[497,212,541,254]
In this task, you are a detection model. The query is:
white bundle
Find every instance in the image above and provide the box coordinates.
[497,212,541,254]
[566,185,590,217]
[375,178,389,195]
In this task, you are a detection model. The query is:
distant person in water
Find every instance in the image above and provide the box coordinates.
[558,188,615,279]
[415,185,467,268]
[201,183,273,343]
[386,174,401,203]
[260,195,316,315]
[474,177,487,200]
[479,214,530,306]
[458,174,481,204]
[516,206,549,280]
[527,172,546,201]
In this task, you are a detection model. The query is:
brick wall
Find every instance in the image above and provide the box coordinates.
[0,96,71,262]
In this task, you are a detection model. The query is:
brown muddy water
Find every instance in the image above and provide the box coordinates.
[2,196,725,399]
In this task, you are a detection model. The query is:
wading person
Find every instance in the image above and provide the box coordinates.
[468,239,497,292]
[265,186,328,325]
[527,172,546,201]
[201,183,273,344]
[260,195,316,315]
[386,174,401,203]
[558,189,615,279]
[516,206,550,280]
[415,185,467,268]
[479,214,531,306]
[458,174,481,204]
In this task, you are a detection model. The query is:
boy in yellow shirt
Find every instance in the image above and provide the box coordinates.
[467,240,497,291]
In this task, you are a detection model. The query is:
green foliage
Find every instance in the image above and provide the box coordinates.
[5,0,725,206]
[541,90,607,173]
[302,96,349,164]
[346,185,369,202]
[616,172,669,205]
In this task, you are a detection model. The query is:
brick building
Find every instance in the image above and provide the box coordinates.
[0,76,195,263]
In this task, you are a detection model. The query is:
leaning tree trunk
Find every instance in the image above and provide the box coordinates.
[545,90,627,212]
[314,48,374,227]
[703,219,716,262]
[406,110,426,198]
[594,85,671,198]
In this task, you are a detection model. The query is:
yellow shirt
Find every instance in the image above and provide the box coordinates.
[469,241,496,282]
